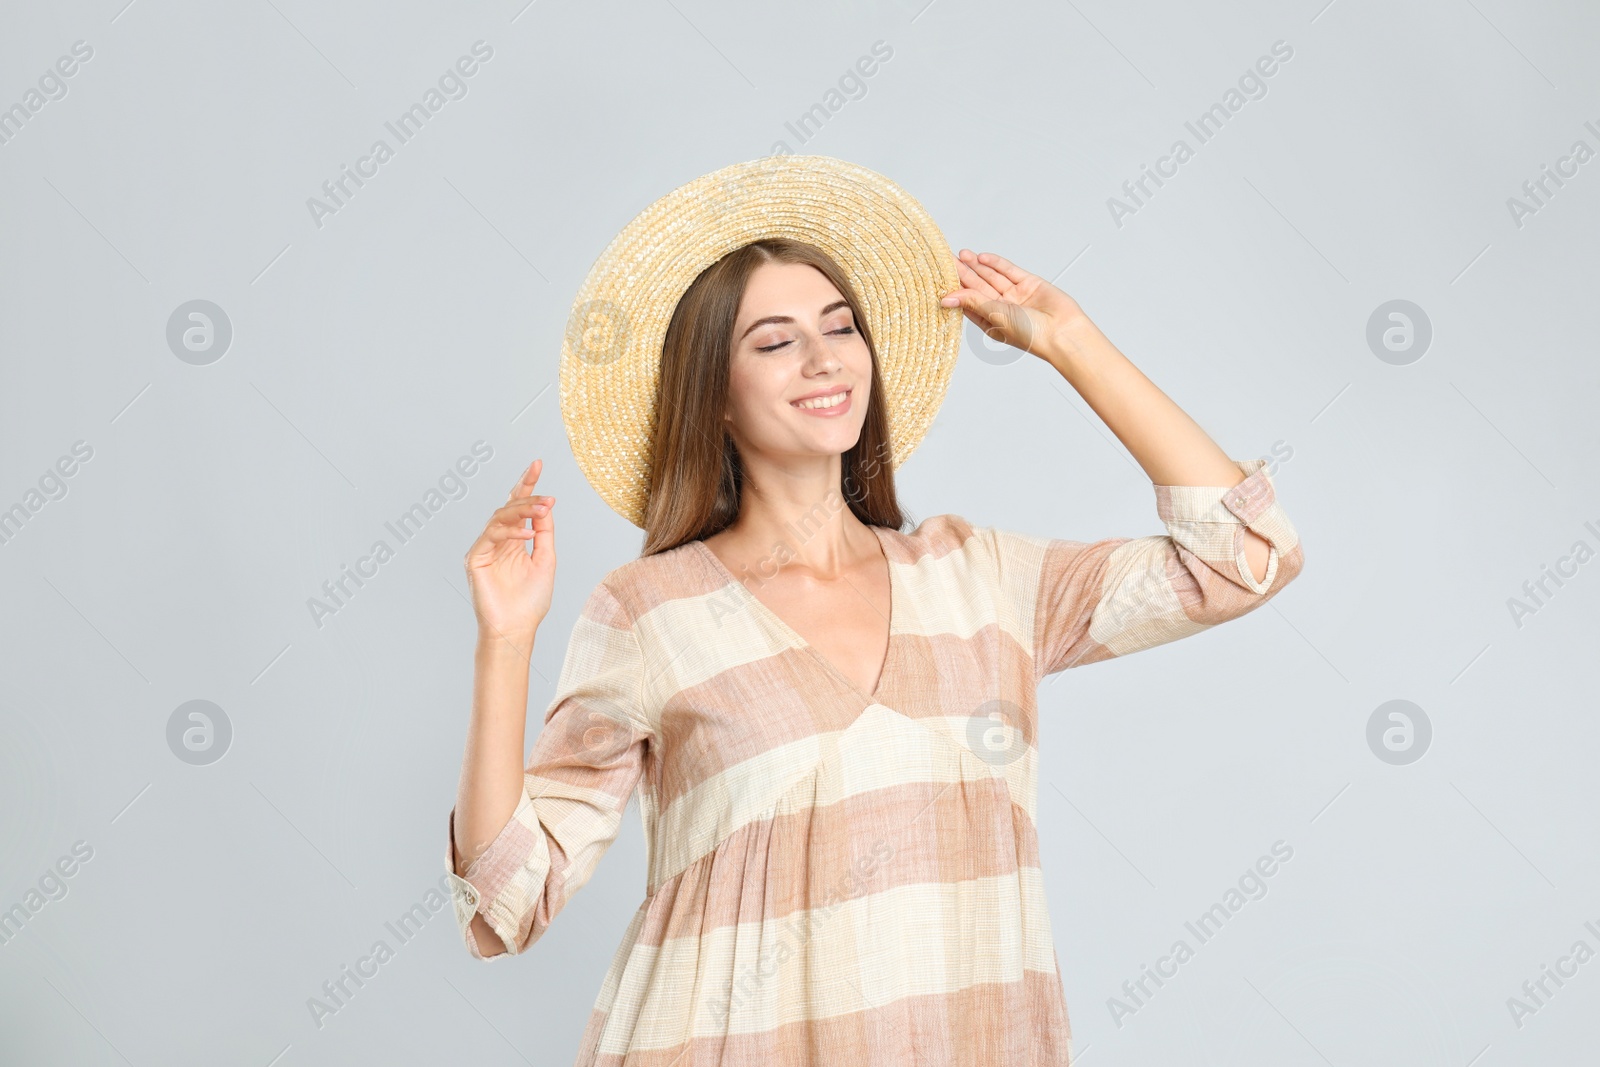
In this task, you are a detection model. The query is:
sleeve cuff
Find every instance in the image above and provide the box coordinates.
[1153,457,1277,526]
[1152,457,1284,596]
[446,790,543,961]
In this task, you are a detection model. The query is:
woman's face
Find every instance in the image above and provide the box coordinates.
[724,260,872,466]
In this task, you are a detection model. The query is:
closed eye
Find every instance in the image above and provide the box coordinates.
[756,325,856,353]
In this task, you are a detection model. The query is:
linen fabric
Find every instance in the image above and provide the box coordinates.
[444,457,1304,1065]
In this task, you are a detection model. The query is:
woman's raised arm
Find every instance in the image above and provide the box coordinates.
[943,251,1304,677]
[943,249,1277,583]
[451,458,557,955]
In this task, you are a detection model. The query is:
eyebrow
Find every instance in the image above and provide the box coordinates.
[736,299,852,343]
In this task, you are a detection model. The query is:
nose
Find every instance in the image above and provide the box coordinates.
[798,329,841,372]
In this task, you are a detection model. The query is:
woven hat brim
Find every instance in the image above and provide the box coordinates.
[559,154,962,529]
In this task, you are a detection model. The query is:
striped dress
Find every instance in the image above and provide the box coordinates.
[445,456,1304,1065]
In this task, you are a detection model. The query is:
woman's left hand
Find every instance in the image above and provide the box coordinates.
[941,250,1091,365]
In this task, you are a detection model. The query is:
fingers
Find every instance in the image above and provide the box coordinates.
[946,288,1037,350]
[958,249,1024,298]
[467,497,554,564]
[940,287,970,311]
[482,524,538,543]
[506,458,542,503]
[527,491,556,556]
[941,279,994,315]
[974,298,1016,341]
[952,252,1002,300]
[941,282,1006,326]
[956,248,999,285]
[943,289,1004,336]
[965,250,1034,287]
[490,498,555,526]
[978,297,1010,322]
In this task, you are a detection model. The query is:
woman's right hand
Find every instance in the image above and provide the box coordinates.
[464,458,557,649]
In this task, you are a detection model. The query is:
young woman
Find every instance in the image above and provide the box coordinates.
[446,160,1303,1066]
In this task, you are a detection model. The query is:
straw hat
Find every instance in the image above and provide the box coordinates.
[559,153,963,529]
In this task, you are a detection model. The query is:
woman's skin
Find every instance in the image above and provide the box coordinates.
[451,249,1271,954]
[453,458,554,953]
[699,259,896,698]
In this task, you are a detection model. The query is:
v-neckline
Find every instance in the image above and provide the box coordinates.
[694,525,897,705]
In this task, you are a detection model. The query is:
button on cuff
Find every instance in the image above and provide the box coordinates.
[446,869,480,911]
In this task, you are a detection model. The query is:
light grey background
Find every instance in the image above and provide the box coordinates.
[2,0,1597,1063]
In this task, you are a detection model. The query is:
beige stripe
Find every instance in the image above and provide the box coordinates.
[654,630,1039,810]
[1091,536,1210,658]
[596,866,1059,1051]
[1155,456,1275,523]
[882,512,980,563]
[636,584,795,714]
[636,770,1042,947]
[582,972,1068,1067]
[540,606,651,735]
[583,967,1072,1066]
[891,534,1012,641]
[647,536,1046,807]
[650,704,1035,890]
[654,646,852,811]
[634,522,1035,701]
[971,525,1047,667]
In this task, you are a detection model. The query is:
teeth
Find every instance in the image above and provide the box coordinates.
[794,391,849,410]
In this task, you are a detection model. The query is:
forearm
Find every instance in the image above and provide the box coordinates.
[452,631,536,877]
[1045,316,1272,583]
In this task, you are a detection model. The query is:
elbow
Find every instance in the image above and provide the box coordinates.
[459,898,549,961]
[1182,540,1304,628]
[446,792,559,960]
[1277,540,1305,587]
[449,865,551,962]
[1259,539,1305,596]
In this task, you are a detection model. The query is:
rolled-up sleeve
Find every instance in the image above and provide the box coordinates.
[987,456,1305,679]
[445,580,652,960]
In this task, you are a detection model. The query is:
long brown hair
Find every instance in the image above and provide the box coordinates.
[639,238,906,557]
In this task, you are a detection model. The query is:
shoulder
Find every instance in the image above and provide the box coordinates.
[585,539,723,626]
[894,513,1056,592]
[887,512,1020,563]
[882,512,1021,586]
[894,511,977,550]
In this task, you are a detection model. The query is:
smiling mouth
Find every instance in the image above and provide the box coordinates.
[791,388,852,411]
